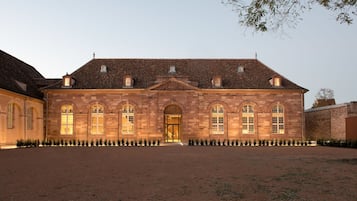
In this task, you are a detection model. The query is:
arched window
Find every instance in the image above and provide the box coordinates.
[122,104,134,134]
[91,104,104,135]
[272,104,284,134]
[211,104,224,134]
[61,105,73,135]
[242,105,254,134]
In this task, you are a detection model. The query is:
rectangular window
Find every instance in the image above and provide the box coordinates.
[61,105,73,135]
[211,105,224,134]
[123,76,133,88]
[27,108,33,130]
[91,115,104,134]
[272,105,284,134]
[122,104,134,134]
[91,104,104,135]
[242,105,254,134]
[122,115,134,134]
[7,103,14,129]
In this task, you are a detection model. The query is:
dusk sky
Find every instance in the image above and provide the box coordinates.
[1,0,356,108]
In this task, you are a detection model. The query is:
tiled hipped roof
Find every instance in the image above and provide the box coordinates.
[47,58,306,91]
[0,50,44,99]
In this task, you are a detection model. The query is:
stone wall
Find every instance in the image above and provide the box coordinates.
[305,102,357,140]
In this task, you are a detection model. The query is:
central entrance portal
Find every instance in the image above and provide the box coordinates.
[164,105,182,142]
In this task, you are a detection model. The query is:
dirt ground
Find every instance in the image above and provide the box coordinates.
[0,146,356,201]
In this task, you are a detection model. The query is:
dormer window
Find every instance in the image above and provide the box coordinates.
[62,73,74,88]
[15,80,27,91]
[212,76,222,88]
[270,76,282,87]
[100,65,107,73]
[123,75,133,88]
[168,65,176,74]
[237,66,244,73]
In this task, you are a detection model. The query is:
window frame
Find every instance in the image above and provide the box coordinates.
[272,104,284,134]
[26,107,33,130]
[60,105,74,135]
[211,104,224,134]
[123,75,133,88]
[91,103,104,135]
[242,104,255,134]
[121,104,135,134]
[7,103,14,129]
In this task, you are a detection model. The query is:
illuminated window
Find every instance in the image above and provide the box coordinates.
[61,105,73,135]
[270,76,282,87]
[91,104,104,135]
[123,75,133,88]
[212,76,222,88]
[64,77,70,86]
[211,104,224,134]
[27,107,33,130]
[272,104,284,134]
[7,103,14,129]
[62,74,74,88]
[242,105,254,134]
[122,104,134,134]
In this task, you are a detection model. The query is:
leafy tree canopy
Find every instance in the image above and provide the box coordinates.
[222,0,357,32]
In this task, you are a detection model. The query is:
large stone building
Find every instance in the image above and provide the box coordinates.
[305,101,357,140]
[43,58,307,143]
[1,50,308,145]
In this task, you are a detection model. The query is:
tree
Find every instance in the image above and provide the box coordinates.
[312,88,335,108]
[315,88,334,100]
[222,0,357,32]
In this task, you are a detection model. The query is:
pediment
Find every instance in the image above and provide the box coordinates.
[148,78,199,91]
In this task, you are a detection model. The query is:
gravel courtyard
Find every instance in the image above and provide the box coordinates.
[0,146,356,201]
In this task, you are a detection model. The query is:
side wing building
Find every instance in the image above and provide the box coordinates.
[0,50,45,146]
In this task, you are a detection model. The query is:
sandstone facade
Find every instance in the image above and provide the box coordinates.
[43,58,307,143]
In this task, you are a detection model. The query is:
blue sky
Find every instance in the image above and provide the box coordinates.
[1,0,356,108]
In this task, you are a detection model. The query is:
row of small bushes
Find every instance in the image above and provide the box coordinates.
[16,139,41,148]
[16,139,161,148]
[188,139,316,147]
[317,139,357,148]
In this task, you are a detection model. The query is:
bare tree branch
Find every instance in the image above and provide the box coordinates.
[222,0,357,32]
